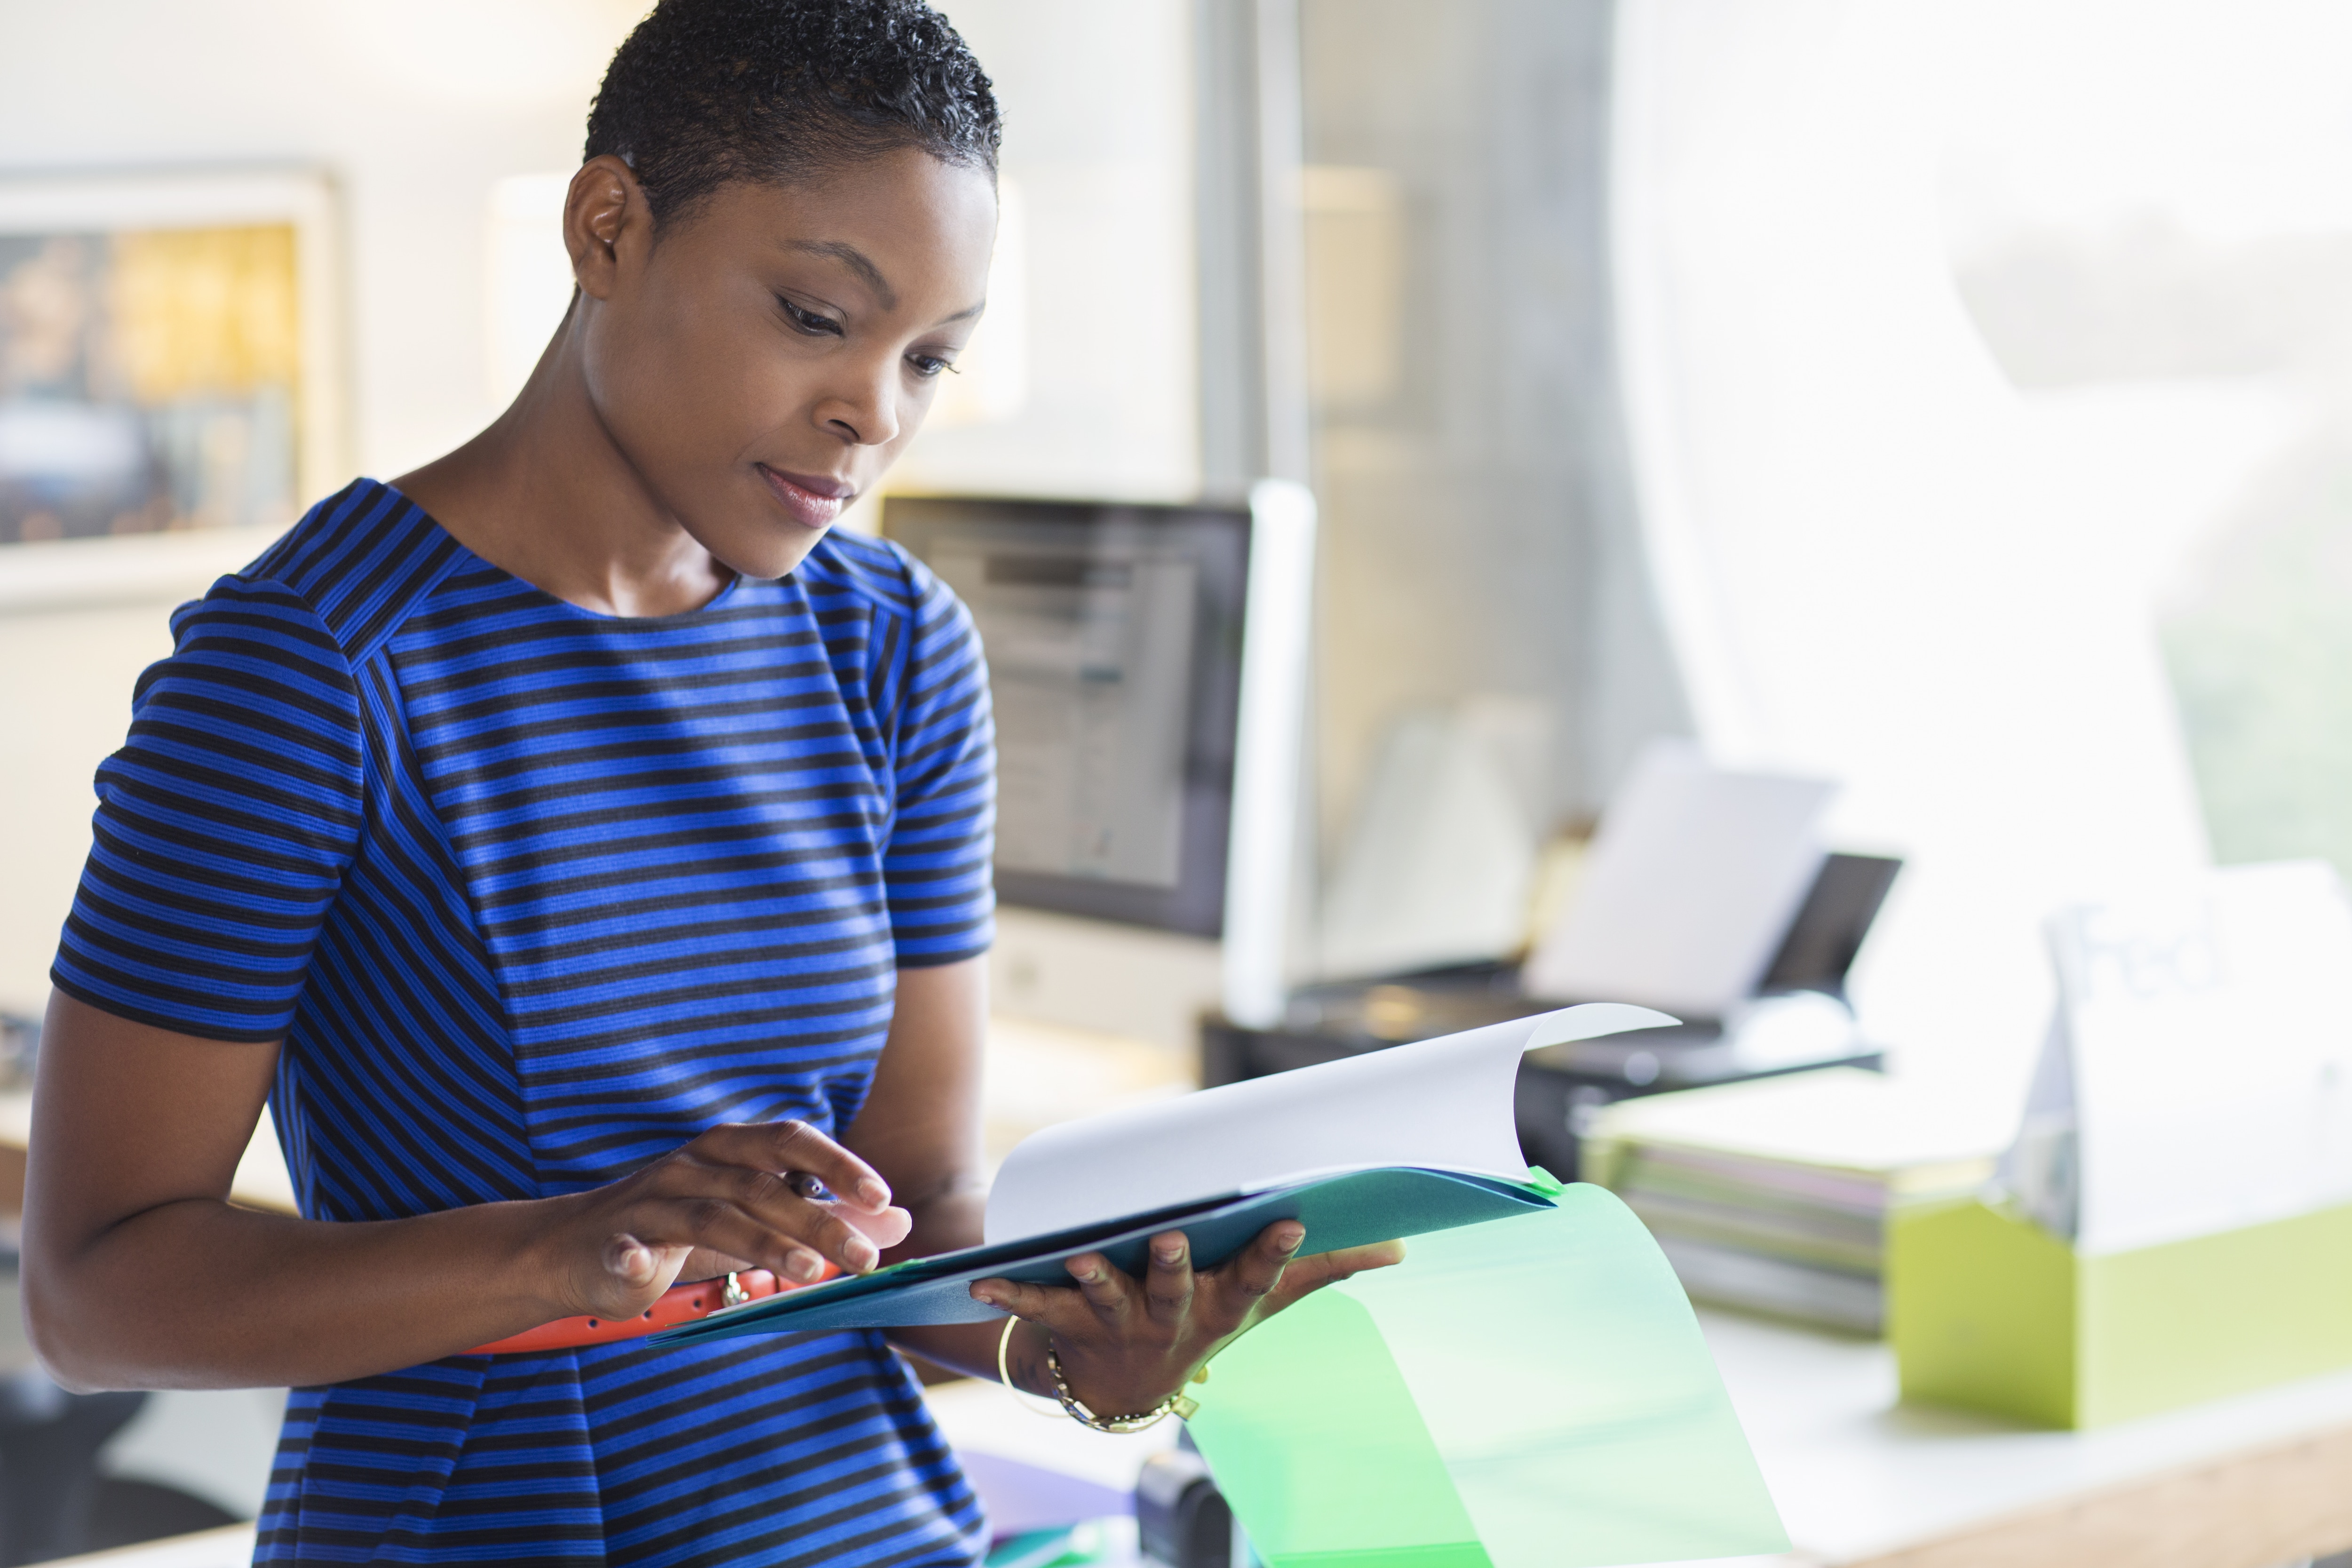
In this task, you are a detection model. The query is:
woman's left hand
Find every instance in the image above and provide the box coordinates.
[969,1222,1406,1418]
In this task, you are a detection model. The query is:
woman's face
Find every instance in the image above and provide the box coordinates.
[570,145,997,579]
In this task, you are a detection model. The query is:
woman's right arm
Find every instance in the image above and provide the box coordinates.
[23,991,898,1393]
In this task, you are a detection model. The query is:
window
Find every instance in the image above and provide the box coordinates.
[1939,0,2352,880]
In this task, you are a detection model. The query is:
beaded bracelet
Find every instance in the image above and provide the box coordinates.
[995,1316,1205,1433]
[1046,1341,1199,1433]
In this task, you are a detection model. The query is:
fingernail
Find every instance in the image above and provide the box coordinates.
[1277,1226,1305,1252]
[1152,1242,1184,1264]
[787,1252,824,1281]
[971,1286,999,1306]
[858,1178,890,1208]
[847,1239,879,1271]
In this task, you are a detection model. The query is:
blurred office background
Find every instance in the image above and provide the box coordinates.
[5,0,2352,1558]
[6,0,2350,1089]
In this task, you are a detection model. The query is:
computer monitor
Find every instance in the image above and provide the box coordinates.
[883,484,1315,1027]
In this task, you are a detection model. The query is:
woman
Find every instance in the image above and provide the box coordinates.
[22,3,1398,1562]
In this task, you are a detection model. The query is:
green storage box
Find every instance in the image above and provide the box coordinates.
[1888,1196,2352,1429]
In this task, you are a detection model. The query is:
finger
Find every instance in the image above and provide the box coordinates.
[602,1234,676,1291]
[970,1277,1090,1332]
[675,1244,759,1282]
[660,1230,826,1288]
[666,1163,884,1274]
[775,1246,832,1284]
[1264,1239,1407,1312]
[634,1193,858,1282]
[693,1120,894,1211]
[1063,1252,1135,1320]
[1143,1231,1194,1325]
[1209,1220,1305,1308]
[838,1204,914,1251]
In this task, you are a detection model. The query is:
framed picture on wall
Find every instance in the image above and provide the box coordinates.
[0,169,344,555]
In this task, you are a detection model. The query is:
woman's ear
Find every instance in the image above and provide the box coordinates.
[566,154,646,301]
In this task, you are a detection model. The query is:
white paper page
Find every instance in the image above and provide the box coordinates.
[1523,741,1835,1017]
[1317,701,1542,978]
[2057,860,2352,1256]
[1994,1012,2080,1241]
[983,1003,1676,1245]
[1591,1065,2013,1176]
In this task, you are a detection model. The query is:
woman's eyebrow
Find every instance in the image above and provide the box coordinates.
[787,239,898,309]
[785,240,984,327]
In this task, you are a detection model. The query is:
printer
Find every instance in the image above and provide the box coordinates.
[1200,850,1900,1181]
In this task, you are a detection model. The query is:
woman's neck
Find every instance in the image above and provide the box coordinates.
[392,316,735,619]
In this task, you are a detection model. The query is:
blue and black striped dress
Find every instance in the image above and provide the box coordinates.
[50,479,996,1566]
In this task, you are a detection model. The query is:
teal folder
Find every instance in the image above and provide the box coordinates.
[654,1166,1554,1342]
[658,1003,1681,1344]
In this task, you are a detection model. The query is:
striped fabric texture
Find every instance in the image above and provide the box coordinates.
[52,479,996,1566]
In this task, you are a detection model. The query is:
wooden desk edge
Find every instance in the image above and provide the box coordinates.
[1846,1416,2352,1568]
[44,1522,256,1566]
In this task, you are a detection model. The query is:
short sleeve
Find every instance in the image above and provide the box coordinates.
[882,562,995,967]
[50,578,364,1043]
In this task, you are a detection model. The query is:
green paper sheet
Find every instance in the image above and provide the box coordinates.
[1184,1184,1786,1568]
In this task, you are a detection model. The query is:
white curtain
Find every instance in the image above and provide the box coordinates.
[1610,0,2212,1088]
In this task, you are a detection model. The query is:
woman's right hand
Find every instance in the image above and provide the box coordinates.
[25,997,922,1392]
[543,1120,914,1321]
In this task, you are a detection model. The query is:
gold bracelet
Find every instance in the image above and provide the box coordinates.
[1046,1341,1199,1432]
[996,1316,1067,1422]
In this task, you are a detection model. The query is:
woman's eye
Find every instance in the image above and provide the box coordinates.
[779,298,843,338]
[906,354,957,380]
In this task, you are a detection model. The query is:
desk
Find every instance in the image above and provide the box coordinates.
[924,1309,2352,1568]
[12,1036,2346,1568]
[42,1525,254,1567]
[33,1310,2352,1568]
[980,1015,1192,1165]
[1704,1311,2352,1568]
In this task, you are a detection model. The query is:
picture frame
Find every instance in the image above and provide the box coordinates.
[0,167,345,608]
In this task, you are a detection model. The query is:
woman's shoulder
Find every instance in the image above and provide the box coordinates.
[797,526,960,625]
[795,530,985,724]
[209,478,464,665]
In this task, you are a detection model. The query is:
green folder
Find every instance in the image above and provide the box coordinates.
[1185,1182,1788,1568]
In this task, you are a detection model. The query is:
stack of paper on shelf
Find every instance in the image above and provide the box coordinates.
[1583,1067,2010,1334]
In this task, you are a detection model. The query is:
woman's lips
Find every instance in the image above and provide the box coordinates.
[756,464,851,530]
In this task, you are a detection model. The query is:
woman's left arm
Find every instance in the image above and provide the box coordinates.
[846,957,1402,1416]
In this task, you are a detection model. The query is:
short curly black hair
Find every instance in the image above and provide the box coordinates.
[584,0,1000,228]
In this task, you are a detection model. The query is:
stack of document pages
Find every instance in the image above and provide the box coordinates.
[1583,1067,2008,1334]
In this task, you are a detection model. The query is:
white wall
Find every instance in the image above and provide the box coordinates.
[0,0,1203,1018]
[0,0,644,1011]
[0,0,649,480]
[909,0,1200,502]
[0,551,253,1010]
